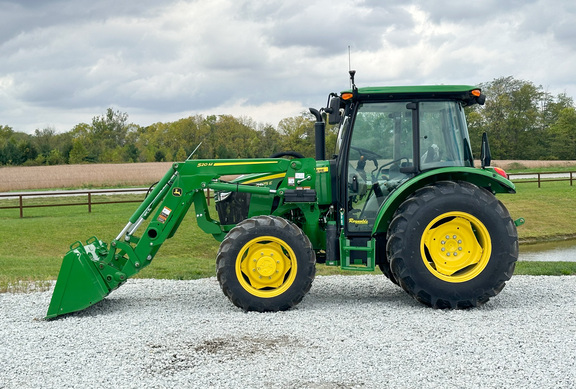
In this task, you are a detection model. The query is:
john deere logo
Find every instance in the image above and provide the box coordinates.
[172,188,183,197]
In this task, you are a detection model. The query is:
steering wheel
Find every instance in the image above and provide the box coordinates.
[350,145,383,160]
[376,157,410,180]
[270,151,305,159]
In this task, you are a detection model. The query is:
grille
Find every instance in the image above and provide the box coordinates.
[215,192,251,225]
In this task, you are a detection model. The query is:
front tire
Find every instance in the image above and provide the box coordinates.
[387,181,518,308]
[216,215,316,311]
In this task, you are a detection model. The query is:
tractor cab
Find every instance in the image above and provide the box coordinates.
[330,84,486,234]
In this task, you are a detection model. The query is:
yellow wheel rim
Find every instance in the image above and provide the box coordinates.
[235,236,297,298]
[420,211,491,283]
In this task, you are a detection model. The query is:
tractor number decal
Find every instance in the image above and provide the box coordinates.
[316,167,329,173]
[349,218,369,225]
[172,188,182,197]
[158,207,172,223]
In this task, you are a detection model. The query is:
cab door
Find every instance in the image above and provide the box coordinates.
[345,102,415,234]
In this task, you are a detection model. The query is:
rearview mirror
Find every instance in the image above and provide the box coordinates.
[327,96,342,125]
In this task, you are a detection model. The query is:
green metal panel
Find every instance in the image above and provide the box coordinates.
[314,160,332,205]
[353,85,479,95]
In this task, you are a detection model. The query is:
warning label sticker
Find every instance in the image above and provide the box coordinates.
[157,207,172,223]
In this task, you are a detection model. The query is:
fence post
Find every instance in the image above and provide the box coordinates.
[571,172,574,187]
[88,192,92,213]
[538,173,541,188]
[19,195,23,218]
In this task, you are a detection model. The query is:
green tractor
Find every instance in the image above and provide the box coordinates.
[47,73,523,318]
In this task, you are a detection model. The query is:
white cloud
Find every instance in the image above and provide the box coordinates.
[0,0,575,133]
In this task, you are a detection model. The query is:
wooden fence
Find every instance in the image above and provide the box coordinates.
[1,171,574,218]
[507,171,575,188]
[0,188,211,218]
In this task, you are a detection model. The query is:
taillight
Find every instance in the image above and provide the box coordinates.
[494,167,508,179]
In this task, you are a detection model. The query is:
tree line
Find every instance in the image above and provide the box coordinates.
[1,76,575,166]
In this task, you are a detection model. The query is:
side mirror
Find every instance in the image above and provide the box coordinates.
[476,93,486,105]
[327,95,342,125]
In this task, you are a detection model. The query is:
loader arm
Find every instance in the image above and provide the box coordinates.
[46,158,297,319]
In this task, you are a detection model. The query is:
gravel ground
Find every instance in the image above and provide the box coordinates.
[1,275,575,389]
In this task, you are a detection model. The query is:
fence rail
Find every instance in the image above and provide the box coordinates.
[0,188,211,218]
[1,171,574,218]
[508,171,575,188]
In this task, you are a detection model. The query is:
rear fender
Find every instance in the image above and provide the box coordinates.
[372,167,516,235]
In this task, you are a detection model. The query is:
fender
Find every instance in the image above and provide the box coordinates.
[372,166,516,235]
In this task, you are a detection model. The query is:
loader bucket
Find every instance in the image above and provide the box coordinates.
[46,239,111,319]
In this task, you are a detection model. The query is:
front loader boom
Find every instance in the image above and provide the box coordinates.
[46,157,312,319]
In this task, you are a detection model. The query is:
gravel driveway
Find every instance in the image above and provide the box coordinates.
[1,275,575,388]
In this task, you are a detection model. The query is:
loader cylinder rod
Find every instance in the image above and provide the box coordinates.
[115,222,133,241]
[126,216,145,237]
[128,166,177,224]
[206,181,276,195]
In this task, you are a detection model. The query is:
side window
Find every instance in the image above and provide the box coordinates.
[420,102,470,169]
[346,103,413,232]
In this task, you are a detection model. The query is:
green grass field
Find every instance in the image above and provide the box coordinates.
[1,180,575,293]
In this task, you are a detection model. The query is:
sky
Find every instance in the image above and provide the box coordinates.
[1,0,576,134]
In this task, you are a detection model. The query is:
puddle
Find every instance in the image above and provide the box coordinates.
[519,240,576,262]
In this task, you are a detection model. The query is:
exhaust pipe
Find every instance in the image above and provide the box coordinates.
[309,108,325,161]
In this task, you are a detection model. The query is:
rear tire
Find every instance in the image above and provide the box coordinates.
[387,181,518,308]
[216,215,316,311]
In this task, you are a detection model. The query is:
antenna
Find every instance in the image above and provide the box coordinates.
[348,46,352,71]
[348,46,352,88]
[348,45,356,91]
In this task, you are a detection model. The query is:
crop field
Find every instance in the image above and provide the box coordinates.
[0,162,173,191]
[2,160,576,192]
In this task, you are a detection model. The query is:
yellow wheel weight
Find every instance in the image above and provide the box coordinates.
[420,212,492,283]
[235,236,298,298]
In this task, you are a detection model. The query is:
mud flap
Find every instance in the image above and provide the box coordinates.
[46,240,111,319]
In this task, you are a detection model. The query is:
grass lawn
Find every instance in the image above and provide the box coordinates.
[1,180,575,292]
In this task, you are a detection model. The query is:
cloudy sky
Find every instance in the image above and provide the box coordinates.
[1,0,575,134]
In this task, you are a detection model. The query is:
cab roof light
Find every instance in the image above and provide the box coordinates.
[471,89,482,97]
[341,92,354,100]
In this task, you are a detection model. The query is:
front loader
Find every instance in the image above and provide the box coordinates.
[47,74,524,319]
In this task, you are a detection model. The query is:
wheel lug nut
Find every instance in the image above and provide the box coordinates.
[446,235,450,239]
[458,247,462,251]
[441,240,445,245]
[441,248,446,252]
[446,253,451,256]
[453,235,457,239]
[454,252,458,256]
[458,240,462,244]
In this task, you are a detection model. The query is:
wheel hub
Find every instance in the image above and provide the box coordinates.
[421,212,491,282]
[239,242,292,291]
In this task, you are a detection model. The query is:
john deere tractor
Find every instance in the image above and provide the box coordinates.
[47,73,523,318]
